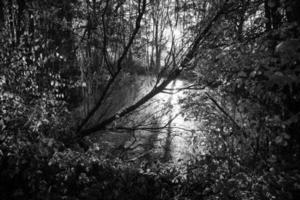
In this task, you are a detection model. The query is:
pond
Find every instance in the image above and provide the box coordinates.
[87,75,207,163]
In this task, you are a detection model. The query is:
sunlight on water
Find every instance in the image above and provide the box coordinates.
[92,77,206,163]
[153,79,205,162]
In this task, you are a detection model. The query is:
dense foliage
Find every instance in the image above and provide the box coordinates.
[181,0,300,199]
[1,0,300,199]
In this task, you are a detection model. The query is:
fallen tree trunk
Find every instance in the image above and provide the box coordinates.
[73,2,228,143]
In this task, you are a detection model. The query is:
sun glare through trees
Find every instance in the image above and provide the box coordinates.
[0,0,300,199]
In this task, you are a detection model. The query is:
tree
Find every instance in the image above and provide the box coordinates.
[179,0,300,198]
[73,0,232,142]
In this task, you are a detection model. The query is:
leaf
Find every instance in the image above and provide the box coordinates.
[275,136,283,144]
[284,114,299,125]
[238,71,247,78]
[0,119,6,130]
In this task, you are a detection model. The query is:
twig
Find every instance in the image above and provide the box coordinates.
[205,92,242,130]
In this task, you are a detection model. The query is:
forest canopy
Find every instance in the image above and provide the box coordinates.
[0,0,300,199]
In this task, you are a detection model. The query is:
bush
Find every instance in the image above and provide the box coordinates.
[0,130,183,200]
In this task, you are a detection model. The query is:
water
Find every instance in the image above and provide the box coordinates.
[89,75,206,162]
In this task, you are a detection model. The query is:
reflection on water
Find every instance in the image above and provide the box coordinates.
[153,79,205,162]
[91,76,206,162]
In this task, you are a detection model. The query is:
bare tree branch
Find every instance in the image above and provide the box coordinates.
[76,0,147,134]
[205,92,242,130]
[73,2,229,141]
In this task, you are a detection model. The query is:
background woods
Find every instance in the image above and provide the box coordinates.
[0,0,300,199]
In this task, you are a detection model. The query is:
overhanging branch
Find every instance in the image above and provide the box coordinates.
[74,1,229,142]
[76,0,147,134]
